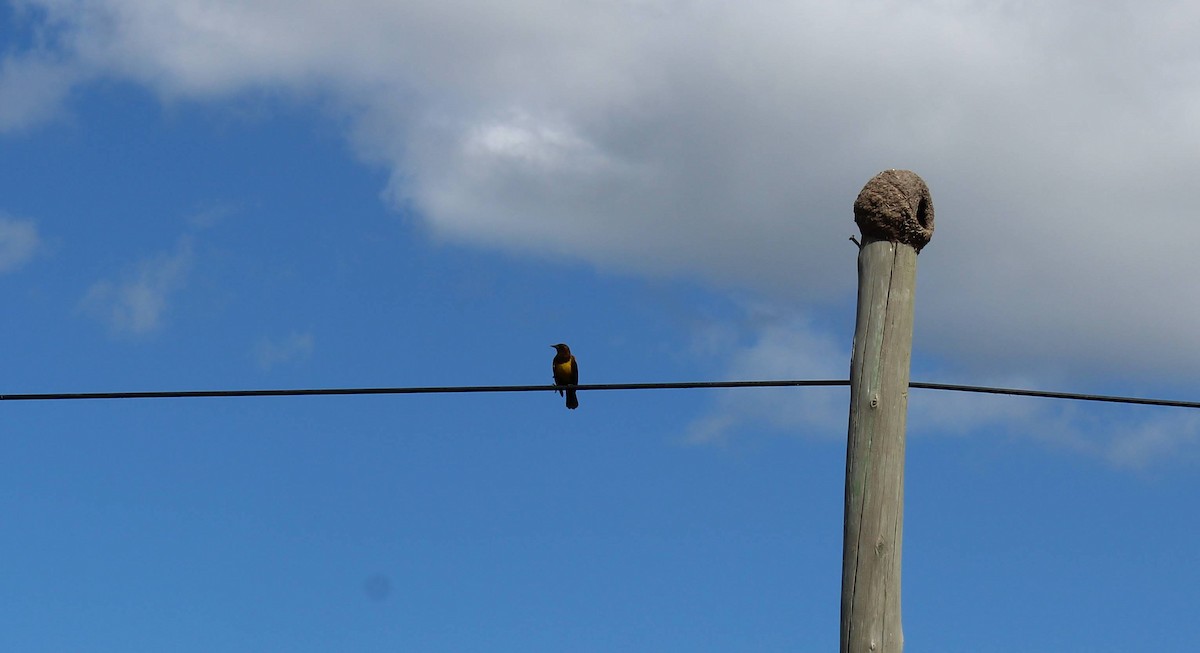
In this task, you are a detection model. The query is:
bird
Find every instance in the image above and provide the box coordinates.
[551,343,579,409]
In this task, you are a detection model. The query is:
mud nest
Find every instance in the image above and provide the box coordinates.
[853,169,934,252]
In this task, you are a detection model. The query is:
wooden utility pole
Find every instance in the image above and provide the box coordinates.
[841,170,934,653]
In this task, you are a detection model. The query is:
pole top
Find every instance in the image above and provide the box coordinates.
[853,169,934,252]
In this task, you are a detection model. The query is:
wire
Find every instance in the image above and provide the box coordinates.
[0,379,1197,409]
[908,381,1200,410]
[0,379,845,402]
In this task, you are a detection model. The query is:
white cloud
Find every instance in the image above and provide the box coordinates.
[1097,413,1200,469]
[0,215,40,272]
[687,313,1200,468]
[187,203,238,230]
[5,0,1200,382]
[685,312,850,443]
[977,400,1200,470]
[255,331,315,371]
[80,236,193,335]
[0,51,81,132]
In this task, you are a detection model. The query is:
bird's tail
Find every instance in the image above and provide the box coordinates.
[565,388,579,410]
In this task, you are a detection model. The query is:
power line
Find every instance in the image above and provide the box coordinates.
[908,381,1200,409]
[0,379,844,402]
[0,379,1197,409]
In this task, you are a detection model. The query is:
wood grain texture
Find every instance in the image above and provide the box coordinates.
[841,238,917,653]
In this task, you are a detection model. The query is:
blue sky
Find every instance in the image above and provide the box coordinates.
[2,1,1200,650]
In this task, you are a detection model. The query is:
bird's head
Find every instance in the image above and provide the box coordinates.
[551,343,571,355]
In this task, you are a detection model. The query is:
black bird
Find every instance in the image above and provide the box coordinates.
[551,343,579,409]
